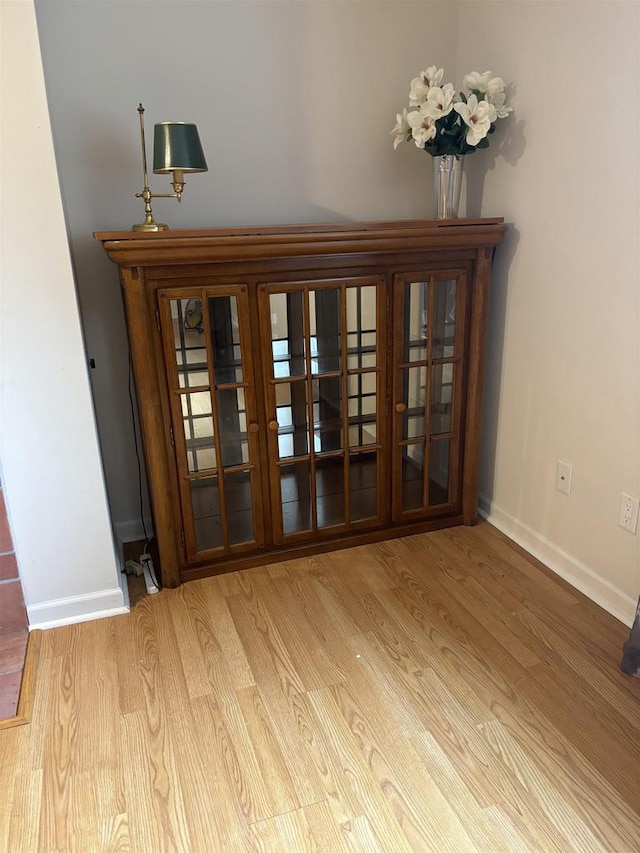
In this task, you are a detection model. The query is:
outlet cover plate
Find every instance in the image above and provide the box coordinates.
[556,460,573,495]
[619,493,639,534]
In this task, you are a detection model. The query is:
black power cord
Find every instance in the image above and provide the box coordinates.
[128,351,161,591]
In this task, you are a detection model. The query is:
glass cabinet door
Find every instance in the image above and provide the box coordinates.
[158,286,263,560]
[392,271,467,519]
[259,277,386,543]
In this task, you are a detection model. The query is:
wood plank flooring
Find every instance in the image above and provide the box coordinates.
[2,521,640,851]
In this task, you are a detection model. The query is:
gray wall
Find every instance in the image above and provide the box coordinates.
[35,0,456,539]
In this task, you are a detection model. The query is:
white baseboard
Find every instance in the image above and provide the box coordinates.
[27,581,130,631]
[479,494,637,628]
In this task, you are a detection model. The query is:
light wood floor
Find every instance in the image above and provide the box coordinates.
[2,521,640,852]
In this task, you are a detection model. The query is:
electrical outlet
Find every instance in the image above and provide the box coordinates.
[556,460,573,495]
[619,493,639,534]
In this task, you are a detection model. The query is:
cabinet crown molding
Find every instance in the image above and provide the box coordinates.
[94,218,506,267]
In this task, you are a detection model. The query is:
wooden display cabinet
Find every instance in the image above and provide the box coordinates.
[95,219,506,587]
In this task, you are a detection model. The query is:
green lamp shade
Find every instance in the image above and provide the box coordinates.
[153,122,208,174]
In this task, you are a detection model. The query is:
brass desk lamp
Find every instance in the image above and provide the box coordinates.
[133,103,208,232]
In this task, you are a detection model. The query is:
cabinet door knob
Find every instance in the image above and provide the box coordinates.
[268,420,279,432]
[395,402,407,413]
[248,422,259,433]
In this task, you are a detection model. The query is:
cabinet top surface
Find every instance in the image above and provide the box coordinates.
[94,217,507,266]
[95,217,504,241]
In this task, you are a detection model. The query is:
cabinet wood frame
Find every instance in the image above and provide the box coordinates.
[391,265,470,523]
[96,219,506,587]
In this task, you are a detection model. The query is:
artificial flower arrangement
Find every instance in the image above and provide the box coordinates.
[391,67,512,155]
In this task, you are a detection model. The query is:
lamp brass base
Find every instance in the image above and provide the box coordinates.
[132,221,168,232]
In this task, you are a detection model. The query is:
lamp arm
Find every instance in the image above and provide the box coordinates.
[136,191,179,200]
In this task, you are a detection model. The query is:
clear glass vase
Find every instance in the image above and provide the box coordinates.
[432,154,464,219]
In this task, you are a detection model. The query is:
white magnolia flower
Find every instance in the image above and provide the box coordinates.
[486,91,512,119]
[424,83,456,120]
[453,94,497,146]
[464,71,505,98]
[464,70,491,93]
[407,106,437,147]
[486,76,506,97]
[390,108,412,149]
[409,65,444,105]
[424,65,444,87]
